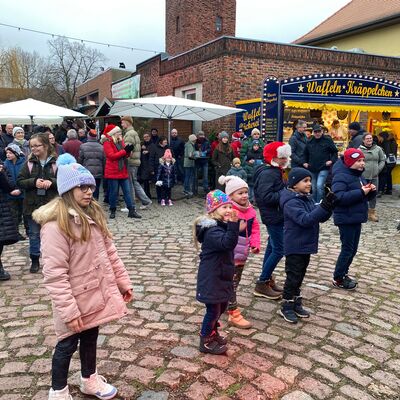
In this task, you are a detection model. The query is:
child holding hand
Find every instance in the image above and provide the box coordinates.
[194,190,239,355]
[219,175,260,328]
[33,154,133,400]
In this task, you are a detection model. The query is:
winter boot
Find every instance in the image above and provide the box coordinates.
[199,334,227,355]
[80,371,117,400]
[160,199,166,206]
[280,299,298,324]
[0,261,10,281]
[254,280,282,300]
[270,275,283,293]
[293,296,310,318]
[214,324,228,345]
[48,385,73,400]
[30,254,40,273]
[333,275,358,290]
[368,209,378,222]
[228,308,252,329]
[109,208,116,219]
[128,208,142,219]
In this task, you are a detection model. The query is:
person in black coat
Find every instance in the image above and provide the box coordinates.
[288,120,308,168]
[377,132,398,195]
[0,165,18,280]
[194,190,239,355]
[169,129,184,183]
[303,124,338,203]
[332,149,376,290]
[156,149,177,206]
[139,133,154,199]
[149,137,170,203]
[254,142,291,299]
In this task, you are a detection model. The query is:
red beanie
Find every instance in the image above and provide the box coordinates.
[263,142,291,165]
[344,148,365,167]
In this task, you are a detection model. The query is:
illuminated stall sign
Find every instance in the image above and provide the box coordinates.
[262,77,281,142]
[235,98,261,137]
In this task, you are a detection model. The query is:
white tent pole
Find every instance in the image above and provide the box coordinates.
[168,118,171,144]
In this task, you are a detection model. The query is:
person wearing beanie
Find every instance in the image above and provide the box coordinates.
[193,189,240,355]
[4,144,28,241]
[0,123,15,161]
[156,148,177,206]
[121,116,152,210]
[218,175,260,329]
[183,135,197,196]
[11,126,30,157]
[240,127,265,162]
[170,128,185,183]
[194,130,211,193]
[289,120,308,168]
[231,132,242,158]
[331,148,376,290]
[244,141,264,202]
[279,168,335,323]
[32,154,133,400]
[303,124,338,203]
[102,124,141,219]
[227,157,247,181]
[78,130,105,201]
[347,121,365,149]
[17,133,58,273]
[212,131,234,190]
[253,141,292,300]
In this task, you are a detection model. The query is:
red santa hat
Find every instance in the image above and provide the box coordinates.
[232,132,241,141]
[103,124,121,137]
[263,142,291,167]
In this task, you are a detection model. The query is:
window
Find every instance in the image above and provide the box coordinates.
[216,16,223,32]
[176,16,180,33]
[183,89,196,100]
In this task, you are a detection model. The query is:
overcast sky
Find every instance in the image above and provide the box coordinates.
[0,0,350,71]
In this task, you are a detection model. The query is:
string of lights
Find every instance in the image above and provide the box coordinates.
[0,22,160,54]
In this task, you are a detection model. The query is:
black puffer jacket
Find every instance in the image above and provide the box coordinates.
[78,137,105,179]
[0,170,18,245]
[139,141,154,180]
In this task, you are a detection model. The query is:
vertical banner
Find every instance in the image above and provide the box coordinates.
[261,77,282,142]
[235,98,261,137]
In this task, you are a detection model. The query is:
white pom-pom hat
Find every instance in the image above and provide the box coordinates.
[218,175,248,196]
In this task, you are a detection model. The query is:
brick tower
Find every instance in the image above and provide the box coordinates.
[166,0,236,56]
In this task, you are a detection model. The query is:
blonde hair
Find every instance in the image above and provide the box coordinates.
[58,191,112,242]
[192,212,223,250]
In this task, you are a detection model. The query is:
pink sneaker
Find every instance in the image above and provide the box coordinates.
[80,372,117,399]
[168,200,173,206]
[160,199,166,206]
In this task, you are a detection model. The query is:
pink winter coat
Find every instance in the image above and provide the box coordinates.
[231,201,261,263]
[33,199,133,341]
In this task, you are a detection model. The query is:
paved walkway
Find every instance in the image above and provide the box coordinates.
[0,191,400,399]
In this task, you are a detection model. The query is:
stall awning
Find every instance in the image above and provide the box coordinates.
[284,100,400,113]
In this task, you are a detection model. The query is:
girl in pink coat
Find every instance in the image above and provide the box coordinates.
[33,154,133,400]
[219,175,261,329]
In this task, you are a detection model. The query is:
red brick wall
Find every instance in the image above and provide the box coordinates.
[166,0,236,56]
[76,70,114,101]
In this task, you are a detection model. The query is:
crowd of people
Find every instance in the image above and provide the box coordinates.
[0,118,397,399]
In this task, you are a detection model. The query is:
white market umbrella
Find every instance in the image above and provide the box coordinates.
[0,116,63,125]
[0,98,87,127]
[109,95,244,142]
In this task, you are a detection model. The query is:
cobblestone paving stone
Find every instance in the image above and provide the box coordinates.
[1,190,400,399]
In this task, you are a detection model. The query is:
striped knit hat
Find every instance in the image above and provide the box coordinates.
[206,190,231,213]
[56,154,96,196]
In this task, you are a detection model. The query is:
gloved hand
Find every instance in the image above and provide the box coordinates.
[124,144,134,153]
[320,189,337,211]
[155,180,163,187]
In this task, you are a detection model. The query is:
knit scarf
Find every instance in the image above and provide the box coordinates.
[115,141,126,171]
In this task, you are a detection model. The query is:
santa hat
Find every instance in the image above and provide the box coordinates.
[232,132,241,141]
[162,149,173,159]
[344,148,365,167]
[103,124,121,137]
[218,175,248,196]
[206,190,231,213]
[263,142,291,167]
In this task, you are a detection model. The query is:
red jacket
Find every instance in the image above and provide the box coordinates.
[62,139,82,160]
[103,135,129,179]
[231,141,242,158]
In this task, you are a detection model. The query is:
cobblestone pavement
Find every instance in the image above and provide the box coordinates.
[1,189,400,400]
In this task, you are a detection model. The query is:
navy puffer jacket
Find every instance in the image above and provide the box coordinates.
[196,218,239,304]
[0,171,18,246]
[280,189,331,256]
[332,159,376,225]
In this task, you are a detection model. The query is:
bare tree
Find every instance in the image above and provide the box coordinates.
[46,37,106,108]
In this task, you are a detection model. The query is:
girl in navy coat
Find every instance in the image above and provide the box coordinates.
[279,168,335,323]
[194,190,239,355]
[332,148,376,290]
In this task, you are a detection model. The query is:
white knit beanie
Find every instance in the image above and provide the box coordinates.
[56,154,96,196]
[218,175,248,196]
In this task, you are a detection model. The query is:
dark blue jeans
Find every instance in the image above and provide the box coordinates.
[27,216,41,256]
[201,302,227,337]
[334,224,362,280]
[52,326,98,390]
[93,178,102,200]
[184,167,195,194]
[259,222,284,281]
[108,178,134,210]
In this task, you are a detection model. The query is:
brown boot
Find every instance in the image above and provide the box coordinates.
[254,280,282,300]
[228,308,252,329]
[270,275,283,293]
[368,209,379,222]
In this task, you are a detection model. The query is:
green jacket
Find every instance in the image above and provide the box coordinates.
[359,144,386,179]
[17,155,58,216]
[184,141,195,168]
[123,127,141,167]
[240,137,266,161]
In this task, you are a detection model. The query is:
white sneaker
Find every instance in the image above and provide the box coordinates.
[139,201,152,210]
[48,386,73,400]
[80,372,117,400]
[120,208,129,212]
